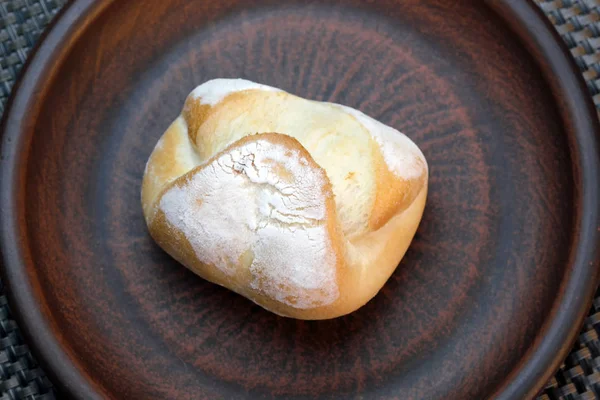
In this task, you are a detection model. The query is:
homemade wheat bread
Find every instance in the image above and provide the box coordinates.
[141,79,428,319]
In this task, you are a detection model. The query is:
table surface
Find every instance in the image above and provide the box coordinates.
[1,0,600,399]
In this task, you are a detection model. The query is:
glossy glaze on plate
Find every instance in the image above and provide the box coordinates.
[1,0,599,399]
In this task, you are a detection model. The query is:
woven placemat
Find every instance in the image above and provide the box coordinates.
[0,0,598,399]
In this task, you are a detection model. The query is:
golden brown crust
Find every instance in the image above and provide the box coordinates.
[141,118,196,220]
[141,81,428,319]
[369,137,427,231]
[182,95,211,147]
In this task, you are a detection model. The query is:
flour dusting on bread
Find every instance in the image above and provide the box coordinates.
[159,136,339,308]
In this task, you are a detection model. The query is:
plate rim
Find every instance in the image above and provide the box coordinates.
[0,0,599,399]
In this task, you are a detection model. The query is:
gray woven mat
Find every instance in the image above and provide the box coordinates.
[0,0,599,399]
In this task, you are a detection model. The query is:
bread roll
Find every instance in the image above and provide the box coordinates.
[141,78,428,320]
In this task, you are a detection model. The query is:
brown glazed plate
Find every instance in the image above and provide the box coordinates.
[1,0,599,399]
